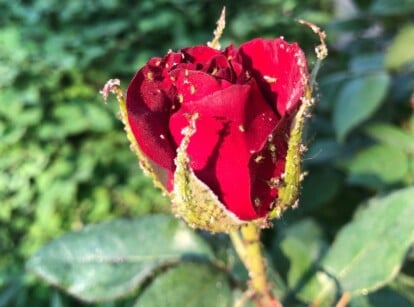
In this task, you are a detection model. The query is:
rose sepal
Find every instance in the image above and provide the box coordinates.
[101,79,169,194]
[171,113,270,233]
[269,85,312,219]
[269,20,328,219]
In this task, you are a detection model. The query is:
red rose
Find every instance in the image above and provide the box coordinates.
[126,38,308,222]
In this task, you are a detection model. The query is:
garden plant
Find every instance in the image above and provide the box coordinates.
[1,1,414,306]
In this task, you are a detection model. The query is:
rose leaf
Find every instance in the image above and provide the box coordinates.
[385,24,414,70]
[274,219,335,305]
[364,123,414,153]
[321,187,414,296]
[333,72,390,142]
[134,262,232,307]
[26,215,214,302]
[347,144,409,187]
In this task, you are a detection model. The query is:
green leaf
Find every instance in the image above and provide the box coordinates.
[0,89,23,120]
[277,219,335,305]
[385,24,414,70]
[53,102,113,136]
[304,139,342,165]
[347,144,409,186]
[318,72,348,112]
[349,53,384,74]
[0,27,28,87]
[391,273,414,303]
[350,287,413,307]
[365,123,414,153]
[333,73,390,141]
[408,156,414,184]
[322,187,414,296]
[0,282,21,306]
[27,215,213,302]
[370,0,414,16]
[301,168,342,211]
[135,262,232,307]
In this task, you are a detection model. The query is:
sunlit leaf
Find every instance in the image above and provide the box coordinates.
[278,219,334,305]
[347,144,409,186]
[322,187,414,296]
[365,123,414,153]
[27,215,213,302]
[385,24,414,70]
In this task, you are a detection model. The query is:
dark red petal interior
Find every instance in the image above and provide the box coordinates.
[248,119,291,216]
[181,46,221,65]
[169,69,232,106]
[126,64,176,171]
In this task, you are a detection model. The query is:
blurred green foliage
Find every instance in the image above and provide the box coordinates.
[1,0,414,306]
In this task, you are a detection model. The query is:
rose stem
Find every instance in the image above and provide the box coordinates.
[230,223,282,307]
[335,292,350,307]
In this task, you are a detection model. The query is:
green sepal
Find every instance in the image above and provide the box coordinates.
[171,114,250,233]
[102,79,169,193]
[269,86,313,219]
[269,21,327,219]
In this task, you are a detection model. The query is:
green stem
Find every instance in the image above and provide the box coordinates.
[230,223,282,307]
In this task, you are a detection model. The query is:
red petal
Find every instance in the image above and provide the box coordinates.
[169,80,279,220]
[224,44,237,59]
[126,63,176,172]
[181,46,221,65]
[169,69,232,106]
[237,38,308,116]
[163,52,183,69]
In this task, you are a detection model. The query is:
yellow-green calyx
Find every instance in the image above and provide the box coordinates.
[269,85,313,219]
[171,114,248,233]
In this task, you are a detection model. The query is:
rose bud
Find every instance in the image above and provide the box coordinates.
[125,38,310,232]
